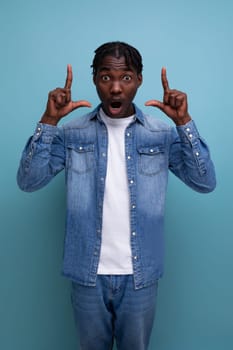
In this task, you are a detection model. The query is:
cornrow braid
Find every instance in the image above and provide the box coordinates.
[91,41,143,76]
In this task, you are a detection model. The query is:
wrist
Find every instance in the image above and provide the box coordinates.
[174,113,192,126]
[39,113,60,126]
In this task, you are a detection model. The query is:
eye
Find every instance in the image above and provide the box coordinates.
[101,75,110,81]
[123,75,132,81]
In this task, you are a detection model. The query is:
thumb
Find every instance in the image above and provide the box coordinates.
[144,100,165,112]
[71,100,92,111]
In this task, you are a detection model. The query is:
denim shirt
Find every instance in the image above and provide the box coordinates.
[17,105,216,289]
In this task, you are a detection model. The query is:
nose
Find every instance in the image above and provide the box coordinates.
[110,81,122,94]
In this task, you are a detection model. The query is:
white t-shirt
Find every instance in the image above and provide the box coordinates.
[97,109,134,274]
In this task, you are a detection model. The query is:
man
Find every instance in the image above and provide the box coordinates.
[17,41,216,350]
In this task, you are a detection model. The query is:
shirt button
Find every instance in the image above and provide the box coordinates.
[133,256,137,260]
[189,134,193,138]
[150,149,154,153]
[132,204,136,209]
[186,128,190,132]
[132,231,136,236]
[102,152,106,157]
[127,156,131,160]
[79,146,83,150]
[196,152,199,156]
[130,180,134,184]
[127,132,131,137]
[100,177,104,182]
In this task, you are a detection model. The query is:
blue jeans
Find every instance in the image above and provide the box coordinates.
[71,275,158,350]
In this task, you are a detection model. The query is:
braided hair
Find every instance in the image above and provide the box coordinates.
[91,41,143,76]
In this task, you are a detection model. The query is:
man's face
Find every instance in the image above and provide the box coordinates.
[93,55,142,118]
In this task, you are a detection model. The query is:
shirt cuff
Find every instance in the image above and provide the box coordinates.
[176,120,200,144]
[32,123,58,143]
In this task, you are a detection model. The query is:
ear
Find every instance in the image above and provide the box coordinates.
[137,74,143,87]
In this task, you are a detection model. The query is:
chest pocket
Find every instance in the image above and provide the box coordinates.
[67,143,95,174]
[138,145,165,175]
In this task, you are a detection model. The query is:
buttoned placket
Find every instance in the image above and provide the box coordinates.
[125,122,143,289]
[89,120,109,282]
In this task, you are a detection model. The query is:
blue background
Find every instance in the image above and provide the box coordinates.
[1,0,232,349]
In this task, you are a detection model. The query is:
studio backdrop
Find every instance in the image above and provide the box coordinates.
[1,0,232,349]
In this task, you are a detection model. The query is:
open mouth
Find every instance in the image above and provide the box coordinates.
[110,101,122,109]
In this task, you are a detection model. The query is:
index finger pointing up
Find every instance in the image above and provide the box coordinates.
[64,64,73,89]
[161,67,170,92]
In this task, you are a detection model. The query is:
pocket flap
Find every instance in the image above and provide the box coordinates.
[67,143,94,153]
[137,145,164,155]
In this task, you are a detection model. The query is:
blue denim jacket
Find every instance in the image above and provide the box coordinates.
[17,105,216,289]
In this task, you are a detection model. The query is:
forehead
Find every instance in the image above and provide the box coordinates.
[97,55,135,72]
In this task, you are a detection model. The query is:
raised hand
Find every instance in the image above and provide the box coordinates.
[40,65,91,125]
[145,67,191,125]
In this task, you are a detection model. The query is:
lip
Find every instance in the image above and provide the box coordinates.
[108,104,124,116]
[106,99,124,116]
